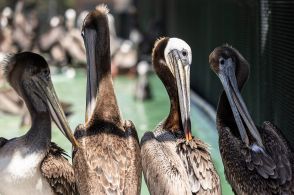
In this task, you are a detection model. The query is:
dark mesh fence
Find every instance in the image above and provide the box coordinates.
[138,0,294,148]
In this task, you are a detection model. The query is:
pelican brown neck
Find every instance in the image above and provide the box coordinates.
[163,72,182,132]
[152,38,182,133]
[83,9,122,127]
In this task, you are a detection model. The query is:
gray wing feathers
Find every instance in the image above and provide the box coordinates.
[177,139,221,195]
[41,142,78,195]
[226,121,294,191]
[241,121,292,183]
[243,144,277,179]
[261,121,292,185]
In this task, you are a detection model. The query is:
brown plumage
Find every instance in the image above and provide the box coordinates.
[141,37,221,195]
[72,5,141,195]
[0,52,78,195]
[209,45,294,194]
[41,142,78,195]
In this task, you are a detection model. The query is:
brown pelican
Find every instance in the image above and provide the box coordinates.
[0,7,16,53]
[13,0,39,51]
[39,16,66,64]
[62,9,86,65]
[209,45,294,194]
[134,60,152,101]
[141,37,221,195]
[39,10,86,68]
[0,52,78,194]
[73,5,142,194]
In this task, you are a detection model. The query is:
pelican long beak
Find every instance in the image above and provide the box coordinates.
[168,50,192,141]
[218,58,263,147]
[34,78,79,148]
[82,28,99,123]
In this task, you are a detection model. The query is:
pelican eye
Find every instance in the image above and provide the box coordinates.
[220,59,225,65]
[41,69,50,80]
[182,50,187,57]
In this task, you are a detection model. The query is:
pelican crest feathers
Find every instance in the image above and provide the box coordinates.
[95,4,109,15]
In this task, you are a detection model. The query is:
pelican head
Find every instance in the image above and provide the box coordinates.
[1,52,79,147]
[153,37,192,141]
[209,45,263,147]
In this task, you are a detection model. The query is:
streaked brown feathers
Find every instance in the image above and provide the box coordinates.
[41,142,78,195]
[177,138,221,194]
[73,121,141,194]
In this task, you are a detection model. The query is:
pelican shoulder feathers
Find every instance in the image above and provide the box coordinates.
[41,142,78,195]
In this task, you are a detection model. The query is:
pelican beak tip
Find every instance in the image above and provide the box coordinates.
[185,131,192,142]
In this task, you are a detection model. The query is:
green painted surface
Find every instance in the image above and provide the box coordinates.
[0,69,233,195]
